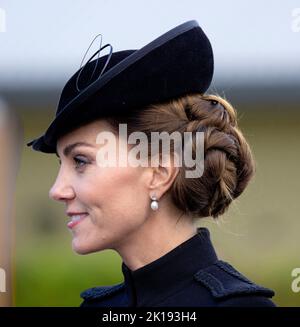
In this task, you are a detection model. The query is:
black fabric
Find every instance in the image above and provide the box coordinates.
[80,227,276,307]
[27,20,214,153]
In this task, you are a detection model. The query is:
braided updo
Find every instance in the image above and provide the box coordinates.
[107,93,255,219]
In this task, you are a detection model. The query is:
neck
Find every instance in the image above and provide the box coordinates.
[114,205,197,271]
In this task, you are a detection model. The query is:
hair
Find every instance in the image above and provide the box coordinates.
[106,93,255,219]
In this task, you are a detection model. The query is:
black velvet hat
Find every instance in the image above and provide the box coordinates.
[27,20,214,153]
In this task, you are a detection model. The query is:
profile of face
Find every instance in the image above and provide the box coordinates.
[49,120,155,255]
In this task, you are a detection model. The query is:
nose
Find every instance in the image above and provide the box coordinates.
[49,172,75,202]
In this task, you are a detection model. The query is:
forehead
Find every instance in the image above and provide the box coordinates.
[56,119,115,155]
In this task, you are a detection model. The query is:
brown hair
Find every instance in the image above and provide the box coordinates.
[106,93,255,219]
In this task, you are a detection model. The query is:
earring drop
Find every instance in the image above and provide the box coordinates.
[150,195,159,211]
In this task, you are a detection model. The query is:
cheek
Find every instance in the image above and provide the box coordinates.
[105,167,148,218]
[77,166,148,225]
[70,166,150,253]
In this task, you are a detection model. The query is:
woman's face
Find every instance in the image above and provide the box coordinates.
[49,120,151,254]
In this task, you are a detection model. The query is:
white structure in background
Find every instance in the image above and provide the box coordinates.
[291,8,300,32]
[0,8,6,33]
[0,97,13,306]
[0,268,5,293]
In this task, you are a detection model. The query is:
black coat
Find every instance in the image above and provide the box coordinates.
[80,227,275,307]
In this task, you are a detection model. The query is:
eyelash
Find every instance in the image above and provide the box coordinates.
[57,156,89,169]
[73,156,88,169]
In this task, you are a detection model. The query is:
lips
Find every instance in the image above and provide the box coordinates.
[67,213,88,229]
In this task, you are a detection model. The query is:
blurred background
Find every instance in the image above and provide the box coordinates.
[0,0,299,306]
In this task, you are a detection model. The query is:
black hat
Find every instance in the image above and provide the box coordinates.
[27,20,214,153]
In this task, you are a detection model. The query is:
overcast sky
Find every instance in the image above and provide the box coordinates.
[0,0,299,89]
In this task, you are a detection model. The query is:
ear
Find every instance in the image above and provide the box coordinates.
[147,154,180,200]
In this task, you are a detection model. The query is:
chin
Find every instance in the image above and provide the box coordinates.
[72,238,93,255]
[71,238,106,255]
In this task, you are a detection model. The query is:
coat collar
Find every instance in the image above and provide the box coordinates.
[121,227,218,306]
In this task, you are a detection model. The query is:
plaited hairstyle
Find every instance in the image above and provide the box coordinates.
[106,93,255,219]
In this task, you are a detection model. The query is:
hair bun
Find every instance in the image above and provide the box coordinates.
[105,92,255,219]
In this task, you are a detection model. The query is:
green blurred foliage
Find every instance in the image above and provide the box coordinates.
[15,105,300,306]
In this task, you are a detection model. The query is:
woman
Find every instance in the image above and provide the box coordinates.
[27,20,275,307]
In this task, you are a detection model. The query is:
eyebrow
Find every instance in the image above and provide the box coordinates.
[56,142,95,158]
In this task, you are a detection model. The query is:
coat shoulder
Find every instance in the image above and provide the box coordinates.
[194,260,276,306]
[80,282,126,307]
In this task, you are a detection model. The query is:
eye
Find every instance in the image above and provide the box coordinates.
[73,156,88,169]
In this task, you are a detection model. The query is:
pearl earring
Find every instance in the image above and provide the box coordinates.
[150,195,159,211]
